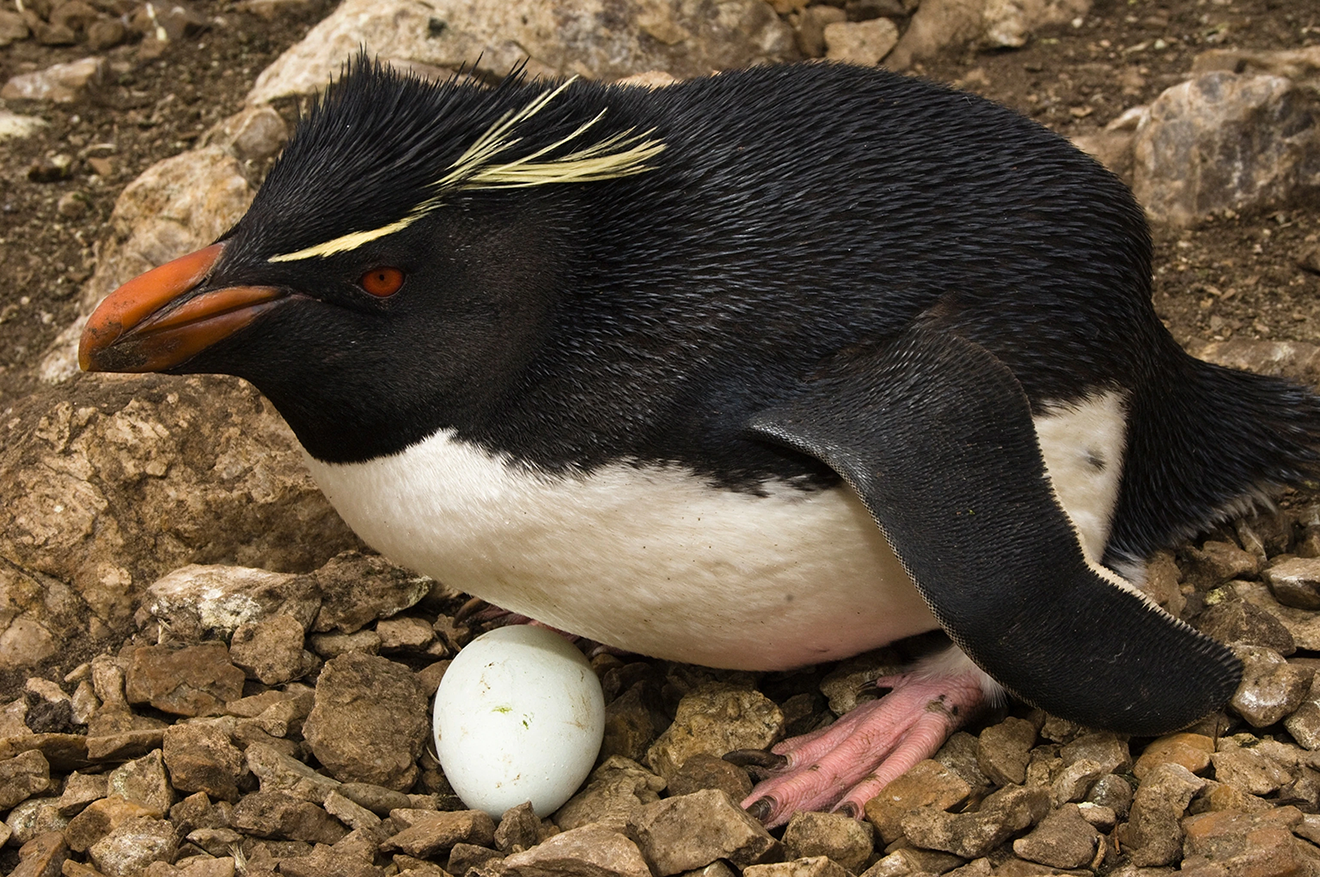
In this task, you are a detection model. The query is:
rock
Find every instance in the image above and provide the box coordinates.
[448,842,504,875]
[338,781,414,816]
[382,809,495,857]
[310,553,432,634]
[630,788,780,873]
[934,730,993,792]
[302,651,428,789]
[502,824,650,877]
[162,722,246,802]
[1086,774,1132,817]
[794,5,847,58]
[667,752,753,801]
[124,643,246,717]
[377,616,435,653]
[278,844,384,877]
[0,110,48,142]
[0,749,51,809]
[977,717,1037,786]
[11,831,68,877]
[1211,741,1292,797]
[494,801,544,853]
[0,9,30,46]
[601,682,658,763]
[1011,804,1100,869]
[323,790,381,832]
[981,0,1090,48]
[64,797,158,853]
[5,797,69,846]
[1184,540,1261,587]
[246,741,341,803]
[1,56,107,102]
[1070,129,1136,185]
[232,790,347,844]
[646,683,783,781]
[824,19,900,66]
[1059,732,1132,776]
[85,18,127,50]
[900,784,1048,859]
[1132,733,1214,780]
[781,810,874,873]
[138,565,319,642]
[202,105,290,166]
[1192,46,1320,91]
[308,629,383,657]
[886,0,1089,70]
[1286,673,1320,750]
[863,758,972,845]
[743,858,849,877]
[1233,579,1320,651]
[863,847,965,877]
[1049,758,1106,806]
[554,755,667,831]
[1132,72,1320,227]
[87,816,179,877]
[1193,599,1295,656]
[1265,557,1320,610]
[248,0,795,102]
[1116,762,1205,866]
[1182,806,1309,877]
[1228,644,1312,727]
[58,771,108,816]
[1196,339,1320,388]
[230,614,316,684]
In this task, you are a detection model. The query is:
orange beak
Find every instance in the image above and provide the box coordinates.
[79,242,285,373]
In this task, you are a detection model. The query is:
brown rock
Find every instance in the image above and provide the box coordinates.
[230,614,315,684]
[65,797,157,853]
[646,683,783,781]
[1211,743,1292,797]
[5,797,69,847]
[1059,732,1133,776]
[310,553,432,634]
[448,841,504,875]
[87,816,179,877]
[162,722,245,802]
[494,801,545,854]
[743,857,848,877]
[232,790,347,844]
[338,781,414,816]
[977,717,1037,786]
[382,809,496,857]
[245,742,340,803]
[278,843,386,877]
[1117,762,1206,866]
[553,756,666,831]
[503,824,650,877]
[0,9,30,46]
[1133,733,1215,780]
[1182,806,1307,877]
[139,565,319,643]
[823,19,899,66]
[1049,758,1106,806]
[631,788,780,873]
[323,790,381,832]
[377,616,435,653]
[900,784,1049,859]
[1184,540,1261,587]
[107,749,172,817]
[667,752,753,801]
[1011,804,1100,869]
[84,18,126,50]
[1,56,106,102]
[1193,600,1295,655]
[11,831,68,877]
[781,810,874,873]
[864,847,965,877]
[57,771,107,816]
[302,652,428,790]
[601,683,659,763]
[123,643,246,717]
[863,758,972,845]
[0,749,51,809]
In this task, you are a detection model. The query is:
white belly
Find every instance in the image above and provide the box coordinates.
[303,392,1126,671]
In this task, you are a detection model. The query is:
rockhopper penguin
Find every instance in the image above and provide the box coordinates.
[80,58,1320,826]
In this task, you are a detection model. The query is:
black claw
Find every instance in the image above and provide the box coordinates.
[723,749,789,770]
[454,596,490,623]
[834,800,861,819]
[746,797,775,823]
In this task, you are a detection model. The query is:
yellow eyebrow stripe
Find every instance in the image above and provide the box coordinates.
[267,77,665,264]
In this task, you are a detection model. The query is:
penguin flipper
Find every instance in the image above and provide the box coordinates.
[748,328,1241,735]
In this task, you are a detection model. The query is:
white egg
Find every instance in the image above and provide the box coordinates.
[433,624,606,817]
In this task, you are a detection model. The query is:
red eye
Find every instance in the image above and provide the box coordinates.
[360,267,404,297]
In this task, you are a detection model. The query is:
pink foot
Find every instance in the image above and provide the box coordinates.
[739,671,987,827]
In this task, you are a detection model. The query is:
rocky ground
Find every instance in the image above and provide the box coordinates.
[2,0,1320,875]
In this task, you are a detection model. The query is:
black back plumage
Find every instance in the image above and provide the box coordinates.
[205,58,1320,566]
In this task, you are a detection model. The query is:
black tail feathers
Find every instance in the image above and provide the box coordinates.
[1107,345,1320,564]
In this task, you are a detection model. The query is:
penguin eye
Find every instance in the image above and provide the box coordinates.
[359,267,405,297]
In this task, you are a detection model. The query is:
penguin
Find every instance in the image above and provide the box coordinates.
[79,58,1320,826]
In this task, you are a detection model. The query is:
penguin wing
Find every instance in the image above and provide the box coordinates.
[747,327,1241,735]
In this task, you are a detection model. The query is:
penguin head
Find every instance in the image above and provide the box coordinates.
[79,57,666,463]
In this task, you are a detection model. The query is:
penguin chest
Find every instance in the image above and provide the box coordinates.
[304,430,937,670]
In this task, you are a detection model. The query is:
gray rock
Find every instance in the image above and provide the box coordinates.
[631,788,780,873]
[1285,673,1320,750]
[87,816,179,877]
[247,0,796,103]
[5,797,68,847]
[861,847,965,877]
[1228,644,1312,727]
[202,105,290,167]
[1,56,107,102]
[646,683,783,781]
[1265,556,1320,610]
[1115,762,1205,866]
[162,722,246,802]
[108,749,174,817]
[139,565,319,642]
[503,824,650,877]
[1010,804,1100,869]
[0,110,48,142]
[303,651,428,790]
[1059,731,1132,776]
[554,755,667,831]
[1132,72,1320,227]
[1049,757,1105,806]
[781,810,875,873]
[1234,579,1320,651]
